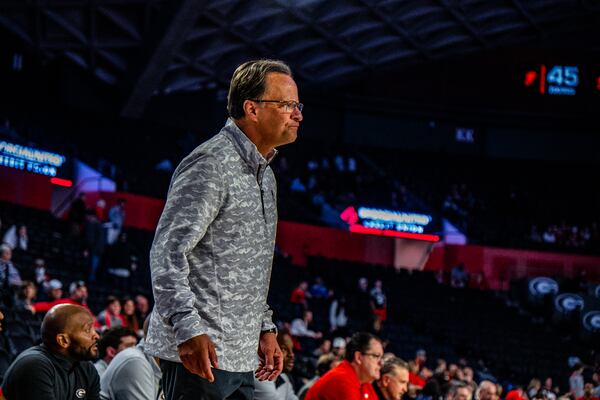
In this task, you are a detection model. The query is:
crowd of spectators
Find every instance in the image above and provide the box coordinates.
[260,270,600,400]
[1,201,599,400]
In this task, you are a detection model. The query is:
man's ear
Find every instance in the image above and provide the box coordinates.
[353,351,362,365]
[56,333,70,349]
[242,100,259,122]
[106,346,116,359]
[382,374,391,387]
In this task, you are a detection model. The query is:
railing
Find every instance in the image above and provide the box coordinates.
[51,176,107,217]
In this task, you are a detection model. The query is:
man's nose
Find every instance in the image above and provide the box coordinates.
[292,108,303,122]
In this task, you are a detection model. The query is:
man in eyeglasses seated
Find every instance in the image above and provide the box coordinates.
[305,332,383,400]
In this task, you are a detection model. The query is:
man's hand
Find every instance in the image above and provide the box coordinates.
[255,332,283,381]
[177,334,218,382]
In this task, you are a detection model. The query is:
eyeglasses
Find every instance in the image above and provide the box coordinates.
[250,99,303,113]
[361,352,384,361]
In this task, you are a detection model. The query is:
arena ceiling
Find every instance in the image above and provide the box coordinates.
[1,0,599,118]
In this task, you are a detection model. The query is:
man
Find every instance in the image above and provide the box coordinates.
[253,332,298,400]
[146,59,303,400]
[94,327,138,378]
[477,381,498,400]
[134,294,150,328]
[100,317,162,400]
[373,357,409,400]
[46,279,64,300]
[84,210,106,281]
[331,337,346,358]
[305,332,382,400]
[0,244,22,306]
[107,198,126,245]
[369,280,387,322]
[1,304,100,399]
[577,383,600,400]
[291,310,323,339]
[448,383,473,400]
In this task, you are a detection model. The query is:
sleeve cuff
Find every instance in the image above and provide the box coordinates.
[171,311,209,345]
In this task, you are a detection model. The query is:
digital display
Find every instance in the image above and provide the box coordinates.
[524,64,600,96]
[340,206,440,242]
[0,140,67,177]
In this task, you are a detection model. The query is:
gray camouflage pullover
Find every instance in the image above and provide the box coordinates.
[145,118,278,372]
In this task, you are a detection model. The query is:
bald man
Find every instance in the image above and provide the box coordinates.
[2,304,101,399]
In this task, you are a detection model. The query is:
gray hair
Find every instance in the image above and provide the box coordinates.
[381,356,409,376]
[227,59,292,119]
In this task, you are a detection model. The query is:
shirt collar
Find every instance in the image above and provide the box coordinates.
[222,118,278,170]
[41,344,79,373]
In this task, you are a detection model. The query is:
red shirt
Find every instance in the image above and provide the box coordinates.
[290,287,306,304]
[305,360,378,400]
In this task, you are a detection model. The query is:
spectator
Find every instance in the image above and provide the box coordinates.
[310,277,329,299]
[451,263,469,289]
[94,327,138,378]
[448,383,474,400]
[107,198,126,245]
[298,354,341,400]
[408,360,426,390]
[97,296,125,331]
[2,224,28,252]
[577,383,599,400]
[571,364,585,398]
[0,244,22,306]
[350,277,372,330]
[462,367,477,394]
[95,198,107,222]
[529,379,543,399]
[1,304,100,399]
[67,192,87,237]
[99,317,162,400]
[70,280,91,306]
[121,296,141,336]
[254,332,298,400]
[14,280,37,313]
[372,357,409,400]
[329,295,348,336]
[31,280,93,316]
[84,210,106,282]
[33,258,48,286]
[313,338,332,358]
[46,279,64,301]
[305,332,382,400]
[291,310,323,340]
[415,349,427,371]
[543,378,558,400]
[331,337,346,358]
[505,387,525,400]
[134,294,150,329]
[370,280,387,322]
[477,381,498,400]
[291,281,310,317]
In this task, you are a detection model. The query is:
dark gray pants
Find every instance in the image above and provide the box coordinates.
[160,360,254,400]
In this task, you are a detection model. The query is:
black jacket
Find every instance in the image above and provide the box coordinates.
[1,345,100,400]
